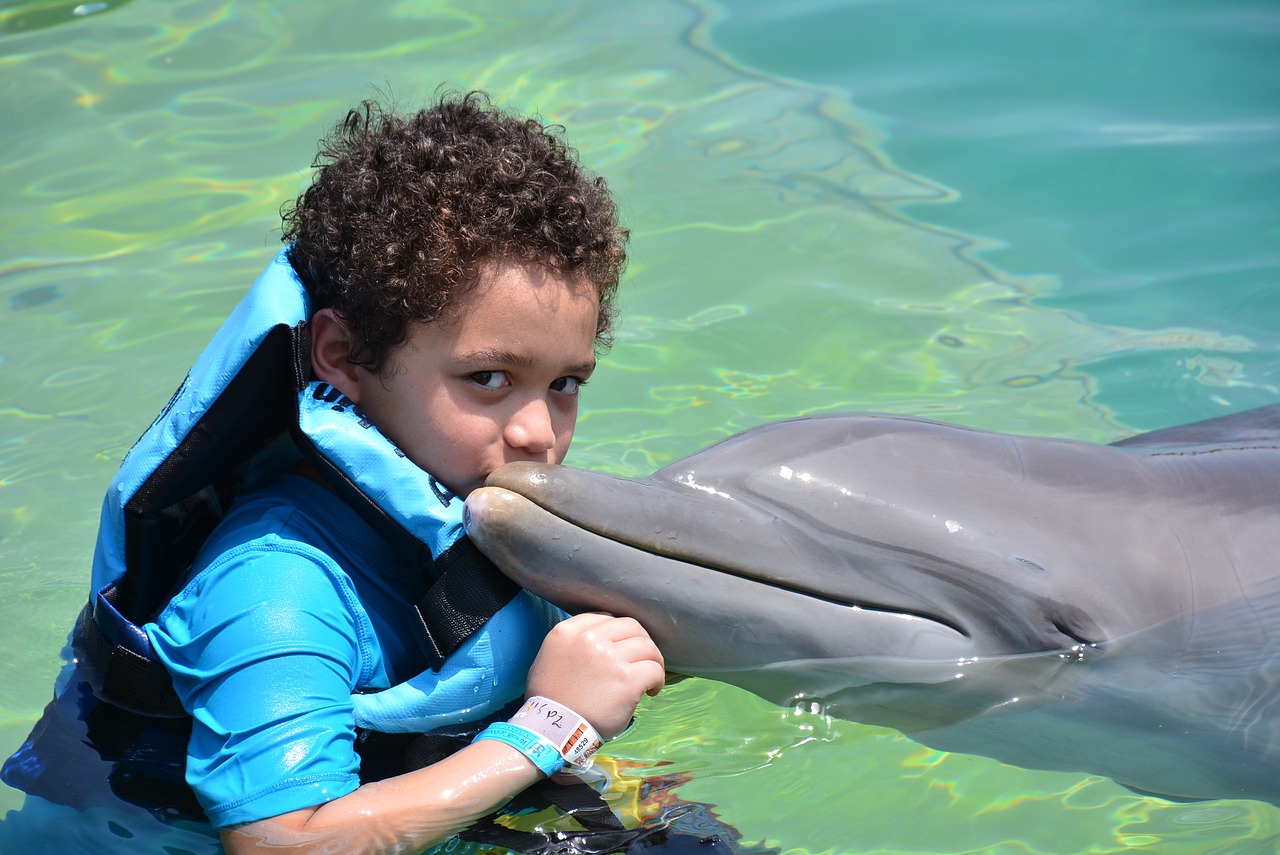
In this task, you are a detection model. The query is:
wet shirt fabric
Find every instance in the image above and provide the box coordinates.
[147,471,429,828]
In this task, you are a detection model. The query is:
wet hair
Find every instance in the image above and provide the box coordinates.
[281,90,629,373]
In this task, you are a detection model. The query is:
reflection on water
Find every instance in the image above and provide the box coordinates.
[0,0,136,36]
[1,0,1277,852]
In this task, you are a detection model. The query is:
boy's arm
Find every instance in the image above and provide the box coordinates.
[220,613,664,855]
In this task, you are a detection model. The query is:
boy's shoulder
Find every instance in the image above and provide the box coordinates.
[177,472,399,607]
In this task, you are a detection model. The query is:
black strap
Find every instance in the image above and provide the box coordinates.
[75,602,186,719]
[414,536,522,670]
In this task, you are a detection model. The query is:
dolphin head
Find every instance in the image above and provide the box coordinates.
[464,413,1149,731]
[466,407,1280,802]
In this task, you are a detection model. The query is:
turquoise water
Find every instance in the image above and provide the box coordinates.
[711,0,1280,428]
[1,0,1277,852]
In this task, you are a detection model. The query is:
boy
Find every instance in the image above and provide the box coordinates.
[3,91,664,853]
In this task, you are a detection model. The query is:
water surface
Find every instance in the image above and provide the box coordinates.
[1,0,1277,851]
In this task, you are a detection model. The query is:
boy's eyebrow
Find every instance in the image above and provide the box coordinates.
[456,348,596,375]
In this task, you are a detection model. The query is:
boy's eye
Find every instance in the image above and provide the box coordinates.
[470,371,509,389]
[551,376,586,395]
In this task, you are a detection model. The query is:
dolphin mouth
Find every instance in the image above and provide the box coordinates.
[524,514,971,639]
[465,485,977,675]
[472,463,971,641]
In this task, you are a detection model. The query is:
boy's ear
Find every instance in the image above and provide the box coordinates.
[310,308,365,403]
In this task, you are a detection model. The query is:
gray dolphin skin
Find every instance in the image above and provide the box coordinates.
[464,404,1280,805]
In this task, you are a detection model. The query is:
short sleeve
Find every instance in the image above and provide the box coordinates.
[148,537,379,828]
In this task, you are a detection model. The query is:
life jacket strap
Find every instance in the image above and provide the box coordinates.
[76,593,186,719]
[414,536,521,670]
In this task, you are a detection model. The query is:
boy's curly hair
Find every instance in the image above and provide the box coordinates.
[282,91,629,372]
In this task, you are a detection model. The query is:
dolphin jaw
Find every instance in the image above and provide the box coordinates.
[464,484,975,656]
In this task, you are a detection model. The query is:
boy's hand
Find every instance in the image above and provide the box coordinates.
[526,613,665,739]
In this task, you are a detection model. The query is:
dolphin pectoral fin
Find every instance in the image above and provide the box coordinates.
[821,681,1006,733]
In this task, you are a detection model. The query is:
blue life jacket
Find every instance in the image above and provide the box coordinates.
[64,249,557,732]
[0,252,700,854]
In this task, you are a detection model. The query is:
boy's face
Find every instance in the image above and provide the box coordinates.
[344,261,600,499]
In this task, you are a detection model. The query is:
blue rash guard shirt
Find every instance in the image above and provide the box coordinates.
[147,471,431,828]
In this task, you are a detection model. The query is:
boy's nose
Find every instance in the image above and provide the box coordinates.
[504,398,556,454]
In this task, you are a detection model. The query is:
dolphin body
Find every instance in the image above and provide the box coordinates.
[464,405,1280,805]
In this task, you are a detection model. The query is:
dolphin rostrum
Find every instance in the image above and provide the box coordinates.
[464,405,1280,805]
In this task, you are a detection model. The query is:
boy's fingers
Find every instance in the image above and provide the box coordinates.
[638,661,667,697]
[563,612,656,645]
[610,634,664,668]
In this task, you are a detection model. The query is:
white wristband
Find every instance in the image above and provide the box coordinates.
[510,696,604,770]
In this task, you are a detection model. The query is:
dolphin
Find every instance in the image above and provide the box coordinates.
[463,404,1280,805]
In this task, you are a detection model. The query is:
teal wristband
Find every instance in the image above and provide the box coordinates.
[473,721,566,777]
